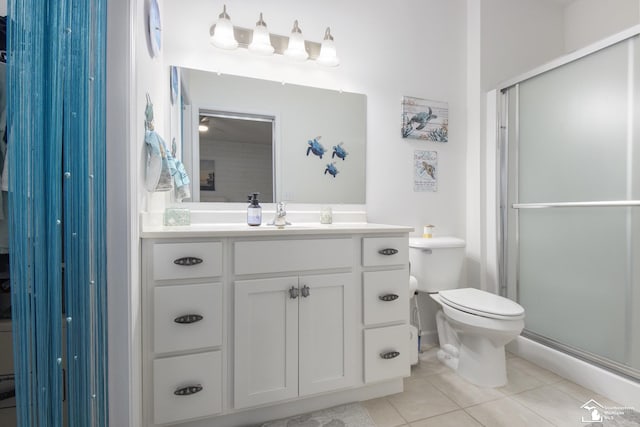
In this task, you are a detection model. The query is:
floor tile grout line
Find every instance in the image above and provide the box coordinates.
[368,396,408,427]
[461,407,488,427]
[423,374,507,409]
[508,388,575,426]
[404,407,469,426]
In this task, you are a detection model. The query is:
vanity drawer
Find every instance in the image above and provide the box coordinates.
[364,325,410,383]
[154,283,222,354]
[153,351,222,425]
[153,242,222,281]
[234,238,353,275]
[362,237,408,267]
[363,270,409,326]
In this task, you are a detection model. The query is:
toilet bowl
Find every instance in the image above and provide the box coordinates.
[431,288,524,387]
[409,237,525,388]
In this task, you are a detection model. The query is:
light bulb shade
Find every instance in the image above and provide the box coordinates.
[211,6,238,50]
[317,27,339,67]
[284,20,308,61]
[317,39,340,67]
[248,14,274,55]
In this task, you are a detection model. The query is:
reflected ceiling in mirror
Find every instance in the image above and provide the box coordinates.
[172,67,366,204]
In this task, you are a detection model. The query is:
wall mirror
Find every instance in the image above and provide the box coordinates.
[172,67,367,204]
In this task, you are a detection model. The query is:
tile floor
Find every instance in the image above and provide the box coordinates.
[363,347,628,427]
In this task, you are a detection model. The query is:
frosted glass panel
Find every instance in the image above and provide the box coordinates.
[519,208,629,364]
[519,42,629,203]
[503,36,640,377]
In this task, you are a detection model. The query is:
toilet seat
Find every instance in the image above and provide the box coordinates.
[439,288,525,320]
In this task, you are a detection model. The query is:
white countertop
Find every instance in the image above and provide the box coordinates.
[141,222,413,238]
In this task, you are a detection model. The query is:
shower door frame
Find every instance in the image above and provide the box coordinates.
[496,24,640,381]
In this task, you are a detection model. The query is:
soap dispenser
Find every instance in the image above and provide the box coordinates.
[247,192,262,226]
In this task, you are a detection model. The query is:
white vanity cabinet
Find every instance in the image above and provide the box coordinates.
[361,237,411,383]
[141,224,411,426]
[143,240,225,426]
[234,272,355,408]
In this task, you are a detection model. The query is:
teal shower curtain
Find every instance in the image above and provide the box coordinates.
[8,0,107,425]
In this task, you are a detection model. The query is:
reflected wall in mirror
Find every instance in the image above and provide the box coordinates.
[197,111,274,202]
[173,67,366,204]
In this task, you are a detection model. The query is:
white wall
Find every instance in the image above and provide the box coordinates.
[106,0,135,426]
[564,0,640,53]
[468,0,565,294]
[162,0,468,238]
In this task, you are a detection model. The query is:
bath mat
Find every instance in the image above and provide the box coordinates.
[585,409,640,426]
[260,402,375,427]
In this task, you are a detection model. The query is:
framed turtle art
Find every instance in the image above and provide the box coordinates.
[401,96,449,142]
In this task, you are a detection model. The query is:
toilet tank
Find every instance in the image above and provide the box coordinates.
[409,237,466,293]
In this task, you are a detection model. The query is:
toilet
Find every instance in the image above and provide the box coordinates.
[409,236,525,388]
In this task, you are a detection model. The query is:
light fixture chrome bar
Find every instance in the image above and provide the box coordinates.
[512,200,640,209]
[211,25,322,59]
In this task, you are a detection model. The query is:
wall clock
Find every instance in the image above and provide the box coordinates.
[149,0,162,57]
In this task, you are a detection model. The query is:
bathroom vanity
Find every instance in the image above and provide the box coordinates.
[141,223,412,426]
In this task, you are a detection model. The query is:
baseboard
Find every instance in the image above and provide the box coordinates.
[507,336,640,408]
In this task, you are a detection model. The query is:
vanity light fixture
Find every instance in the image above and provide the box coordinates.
[210,5,238,50]
[283,20,309,62]
[316,27,340,67]
[248,13,274,55]
[208,7,339,66]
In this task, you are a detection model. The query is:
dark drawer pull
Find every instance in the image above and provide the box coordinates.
[174,314,204,324]
[174,257,203,266]
[378,248,398,256]
[379,294,399,302]
[174,384,203,396]
[380,351,400,360]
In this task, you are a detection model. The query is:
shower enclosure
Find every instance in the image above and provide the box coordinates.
[498,27,640,380]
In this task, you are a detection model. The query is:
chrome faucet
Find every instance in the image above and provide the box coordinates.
[269,201,291,227]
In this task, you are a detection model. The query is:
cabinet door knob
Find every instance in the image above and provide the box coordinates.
[378,248,398,256]
[289,286,299,299]
[301,285,310,298]
[173,256,203,266]
[174,384,203,396]
[174,314,204,324]
[378,294,399,302]
[380,351,400,359]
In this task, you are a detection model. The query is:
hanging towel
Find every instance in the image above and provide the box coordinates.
[144,130,173,192]
[144,129,191,199]
[173,158,191,201]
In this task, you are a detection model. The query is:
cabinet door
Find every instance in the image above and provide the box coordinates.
[298,273,356,396]
[234,277,299,409]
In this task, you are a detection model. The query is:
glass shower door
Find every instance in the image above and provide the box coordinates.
[501,36,640,378]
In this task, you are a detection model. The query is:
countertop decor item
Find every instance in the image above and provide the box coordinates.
[163,208,190,226]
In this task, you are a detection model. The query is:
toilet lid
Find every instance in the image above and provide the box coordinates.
[439,288,525,319]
